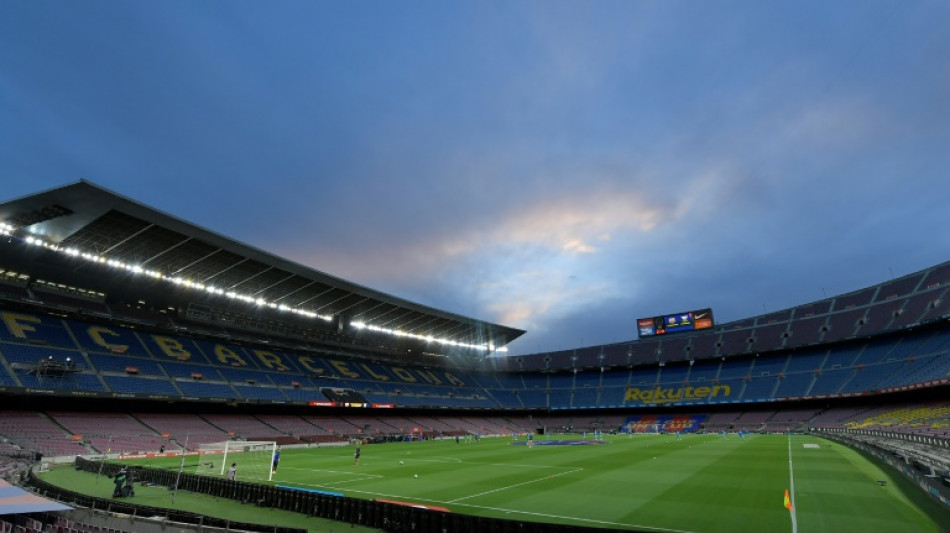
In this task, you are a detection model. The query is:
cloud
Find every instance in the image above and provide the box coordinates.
[783,96,888,151]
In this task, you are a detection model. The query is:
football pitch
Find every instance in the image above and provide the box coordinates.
[58,433,950,532]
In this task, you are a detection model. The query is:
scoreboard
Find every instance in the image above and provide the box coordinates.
[637,308,714,338]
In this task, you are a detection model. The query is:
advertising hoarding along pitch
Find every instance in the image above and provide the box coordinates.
[637,308,714,338]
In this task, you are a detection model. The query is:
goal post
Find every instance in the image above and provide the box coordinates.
[199,440,277,482]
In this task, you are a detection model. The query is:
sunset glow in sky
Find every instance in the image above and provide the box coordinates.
[2,1,948,355]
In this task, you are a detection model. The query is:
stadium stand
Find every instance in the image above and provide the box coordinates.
[1,183,948,532]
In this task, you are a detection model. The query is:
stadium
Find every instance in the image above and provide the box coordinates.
[0,181,948,533]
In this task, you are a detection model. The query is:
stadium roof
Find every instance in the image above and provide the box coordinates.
[0,180,524,353]
[0,479,72,515]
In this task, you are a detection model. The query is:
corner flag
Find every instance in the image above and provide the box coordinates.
[783,489,793,511]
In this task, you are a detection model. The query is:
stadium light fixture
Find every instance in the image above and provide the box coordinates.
[348,320,500,352]
[5,230,333,323]
[7,228,506,349]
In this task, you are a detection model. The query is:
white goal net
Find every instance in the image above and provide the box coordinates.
[198,440,277,482]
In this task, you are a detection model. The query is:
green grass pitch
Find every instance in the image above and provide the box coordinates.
[48,433,950,532]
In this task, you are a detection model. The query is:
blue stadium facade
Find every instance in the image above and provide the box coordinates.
[0,181,945,413]
[0,182,948,532]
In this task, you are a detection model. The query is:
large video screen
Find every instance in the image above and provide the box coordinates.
[637,308,714,338]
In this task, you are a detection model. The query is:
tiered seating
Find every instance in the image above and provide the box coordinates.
[822,344,864,368]
[833,287,877,311]
[255,415,321,437]
[139,335,211,365]
[0,344,81,368]
[806,406,875,428]
[717,330,751,356]
[787,315,827,345]
[103,375,180,395]
[500,416,534,434]
[456,416,516,435]
[161,361,224,380]
[851,342,896,365]
[133,413,227,448]
[860,299,904,332]
[740,376,777,401]
[631,340,660,365]
[302,416,361,437]
[657,337,689,362]
[16,372,104,392]
[766,409,819,431]
[599,343,630,367]
[48,412,160,454]
[545,351,574,370]
[784,352,827,373]
[217,366,275,385]
[488,389,522,408]
[402,416,459,434]
[571,387,598,408]
[883,352,950,386]
[342,416,402,436]
[64,318,151,357]
[658,365,689,385]
[842,403,950,436]
[600,369,629,388]
[0,412,89,457]
[717,359,752,382]
[175,380,236,398]
[233,384,288,401]
[0,311,77,348]
[86,353,164,375]
[687,333,720,361]
[200,414,283,440]
[838,361,902,393]
[749,322,789,352]
[823,308,866,342]
[808,366,852,396]
[0,360,16,386]
[622,414,705,433]
[538,413,625,432]
[733,410,773,429]
[573,346,603,368]
[875,272,926,302]
[1,514,136,533]
[629,365,659,386]
[773,372,814,399]
[2,273,949,413]
[750,356,787,377]
[701,411,743,431]
[520,389,549,408]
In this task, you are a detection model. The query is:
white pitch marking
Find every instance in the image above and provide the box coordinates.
[447,467,582,503]
[277,466,381,478]
[450,503,701,533]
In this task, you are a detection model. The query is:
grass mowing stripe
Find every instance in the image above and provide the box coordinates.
[619,435,790,532]
[793,435,950,533]
[56,433,948,533]
[447,501,702,533]
[446,467,583,503]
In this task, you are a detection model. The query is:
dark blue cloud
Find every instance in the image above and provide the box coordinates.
[1,1,948,355]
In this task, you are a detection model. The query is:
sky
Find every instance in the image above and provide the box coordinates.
[1,1,949,356]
